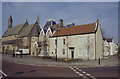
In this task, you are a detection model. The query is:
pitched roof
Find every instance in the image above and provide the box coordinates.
[2,24,24,37]
[53,23,96,37]
[19,24,35,37]
[50,27,55,33]
[103,38,113,42]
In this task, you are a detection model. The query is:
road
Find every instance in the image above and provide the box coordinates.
[2,60,119,79]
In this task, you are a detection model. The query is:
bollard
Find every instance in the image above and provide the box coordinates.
[21,52,22,58]
[20,50,23,58]
[12,50,15,57]
[98,58,100,65]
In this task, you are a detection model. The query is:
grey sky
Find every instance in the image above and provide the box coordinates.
[2,2,118,43]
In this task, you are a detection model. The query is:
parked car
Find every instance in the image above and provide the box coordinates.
[15,49,30,55]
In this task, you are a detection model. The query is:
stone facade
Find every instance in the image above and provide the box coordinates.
[3,16,117,60]
[103,38,118,56]
[49,19,104,60]
[2,16,41,55]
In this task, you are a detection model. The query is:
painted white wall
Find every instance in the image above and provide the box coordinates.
[49,33,96,60]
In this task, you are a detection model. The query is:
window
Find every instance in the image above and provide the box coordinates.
[55,49,57,54]
[55,39,57,45]
[78,49,83,56]
[86,36,90,44]
[63,39,65,45]
[78,37,82,45]
[86,48,90,57]
[62,49,65,55]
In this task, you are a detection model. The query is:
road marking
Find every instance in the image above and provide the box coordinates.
[86,74,91,76]
[69,66,96,79]
[73,69,76,71]
[74,66,79,70]
[83,76,89,79]
[78,73,83,76]
[90,76,97,79]
[79,69,82,71]
[82,71,86,74]
[75,71,79,74]
[0,70,7,78]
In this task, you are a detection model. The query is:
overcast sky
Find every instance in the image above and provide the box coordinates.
[2,2,118,43]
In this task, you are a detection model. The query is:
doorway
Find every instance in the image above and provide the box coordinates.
[71,51,74,59]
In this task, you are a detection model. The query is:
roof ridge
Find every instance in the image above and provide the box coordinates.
[53,22,96,37]
[11,23,24,28]
[75,22,96,26]
[61,22,96,29]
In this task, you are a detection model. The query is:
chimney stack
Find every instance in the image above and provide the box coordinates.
[8,15,13,29]
[59,19,63,27]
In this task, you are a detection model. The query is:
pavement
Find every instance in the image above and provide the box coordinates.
[1,54,119,67]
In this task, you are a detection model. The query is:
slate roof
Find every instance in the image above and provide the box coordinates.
[103,38,113,42]
[53,23,96,37]
[19,24,35,37]
[44,29,47,35]
[2,24,24,37]
[2,21,37,37]
[44,19,56,29]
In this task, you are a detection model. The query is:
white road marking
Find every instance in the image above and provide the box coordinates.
[82,71,86,74]
[90,76,97,79]
[83,76,89,79]
[0,70,7,77]
[73,69,76,71]
[69,66,96,79]
[86,74,91,76]
[78,73,83,76]
[0,76,2,79]
[74,67,79,70]
[75,71,79,74]
[79,69,82,71]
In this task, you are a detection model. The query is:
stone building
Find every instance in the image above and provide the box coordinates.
[2,16,41,54]
[49,19,103,60]
[3,16,117,60]
[103,37,118,56]
[31,19,64,57]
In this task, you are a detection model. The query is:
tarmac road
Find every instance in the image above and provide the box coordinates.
[2,60,119,79]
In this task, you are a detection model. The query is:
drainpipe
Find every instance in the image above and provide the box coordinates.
[67,36,68,62]
[95,31,97,60]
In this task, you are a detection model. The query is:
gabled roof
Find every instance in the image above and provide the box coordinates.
[46,27,55,35]
[103,38,113,42]
[50,27,55,33]
[2,24,25,37]
[19,24,35,37]
[40,28,47,36]
[52,23,96,37]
